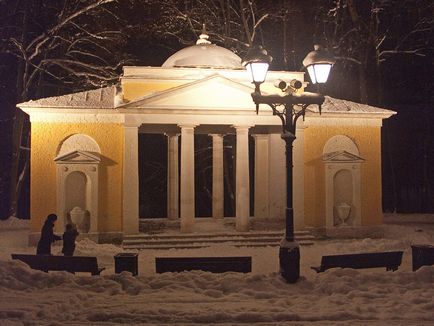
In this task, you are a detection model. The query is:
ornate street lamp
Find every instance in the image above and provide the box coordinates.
[242,45,334,283]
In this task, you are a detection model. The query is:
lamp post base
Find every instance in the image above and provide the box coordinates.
[279,239,300,283]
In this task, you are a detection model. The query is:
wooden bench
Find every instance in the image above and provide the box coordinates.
[11,254,105,275]
[155,256,251,273]
[411,244,434,271]
[311,251,403,273]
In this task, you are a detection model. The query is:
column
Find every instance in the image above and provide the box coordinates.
[179,124,196,232]
[293,124,305,229]
[210,134,224,219]
[123,125,139,234]
[253,134,270,218]
[233,125,252,231]
[269,133,286,219]
[166,133,179,219]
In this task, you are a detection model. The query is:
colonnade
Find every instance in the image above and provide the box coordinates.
[123,123,303,234]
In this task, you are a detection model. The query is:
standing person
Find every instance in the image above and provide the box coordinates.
[62,224,79,256]
[36,214,62,255]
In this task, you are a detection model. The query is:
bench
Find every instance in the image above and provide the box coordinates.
[11,254,105,275]
[311,251,403,273]
[412,244,434,271]
[155,256,251,273]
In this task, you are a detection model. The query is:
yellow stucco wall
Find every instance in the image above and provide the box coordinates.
[30,123,123,233]
[122,81,183,102]
[304,123,382,227]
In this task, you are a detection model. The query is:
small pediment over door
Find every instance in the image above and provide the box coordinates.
[54,150,101,164]
[322,150,364,163]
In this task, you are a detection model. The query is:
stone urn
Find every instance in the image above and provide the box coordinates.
[334,202,351,226]
[70,206,87,232]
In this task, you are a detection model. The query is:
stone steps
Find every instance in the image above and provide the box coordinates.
[122,230,315,250]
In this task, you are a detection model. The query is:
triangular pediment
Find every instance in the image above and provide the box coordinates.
[54,150,101,163]
[119,74,259,111]
[323,150,364,162]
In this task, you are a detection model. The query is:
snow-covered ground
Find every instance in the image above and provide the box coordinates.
[0,216,433,325]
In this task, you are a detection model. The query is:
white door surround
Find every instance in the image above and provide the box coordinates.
[323,135,364,228]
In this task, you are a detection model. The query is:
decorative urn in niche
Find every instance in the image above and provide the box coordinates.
[334,202,351,226]
[69,206,90,233]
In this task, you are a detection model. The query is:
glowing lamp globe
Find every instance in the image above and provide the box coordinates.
[241,46,273,85]
[303,45,335,84]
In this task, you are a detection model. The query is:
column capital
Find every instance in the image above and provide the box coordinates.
[232,124,254,130]
[123,116,141,128]
[178,123,198,129]
[123,124,140,129]
[208,133,225,138]
[164,132,180,137]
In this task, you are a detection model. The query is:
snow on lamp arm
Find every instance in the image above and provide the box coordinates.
[242,44,334,284]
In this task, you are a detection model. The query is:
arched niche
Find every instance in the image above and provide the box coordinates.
[323,135,364,228]
[64,171,91,233]
[57,133,101,157]
[55,134,101,234]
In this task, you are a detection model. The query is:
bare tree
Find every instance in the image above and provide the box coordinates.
[316,0,433,104]
[0,0,133,217]
[315,0,433,212]
[131,0,269,55]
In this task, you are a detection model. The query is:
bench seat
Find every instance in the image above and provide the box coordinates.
[412,244,434,271]
[11,254,105,275]
[155,256,251,273]
[311,251,403,273]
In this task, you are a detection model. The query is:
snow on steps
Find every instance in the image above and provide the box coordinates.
[122,230,315,250]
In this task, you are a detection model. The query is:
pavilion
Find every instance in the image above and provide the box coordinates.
[18,32,395,244]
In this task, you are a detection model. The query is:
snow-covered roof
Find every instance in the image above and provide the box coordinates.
[162,33,242,69]
[16,80,395,120]
[17,86,116,109]
[307,96,396,116]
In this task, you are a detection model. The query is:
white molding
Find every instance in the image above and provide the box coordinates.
[323,135,364,228]
[122,125,139,234]
[122,66,305,83]
[305,116,385,126]
[57,134,102,157]
[253,135,270,219]
[24,111,124,123]
[55,152,99,234]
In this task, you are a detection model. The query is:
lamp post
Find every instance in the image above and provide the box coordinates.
[242,45,335,283]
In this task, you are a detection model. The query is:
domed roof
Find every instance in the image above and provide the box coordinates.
[162,33,242,69]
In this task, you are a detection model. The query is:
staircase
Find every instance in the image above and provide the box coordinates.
[122,230,315,250]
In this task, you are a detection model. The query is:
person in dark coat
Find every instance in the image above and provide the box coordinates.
[36,214,62,255]
[62,223,79,256]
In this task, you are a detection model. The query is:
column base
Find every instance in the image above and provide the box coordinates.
[180,219,194,233]
[235,221,250,232]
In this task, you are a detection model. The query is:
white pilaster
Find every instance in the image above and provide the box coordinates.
[293,124,305,229]
[179,124,196,232]
[233,125,252,231]
[269,133,286,220]
[210,134,224,219]
[166,133,179,219]
[123,125,139,234]
[253,134,270,218]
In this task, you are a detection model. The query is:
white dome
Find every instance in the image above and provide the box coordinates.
[162,33,242,69]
